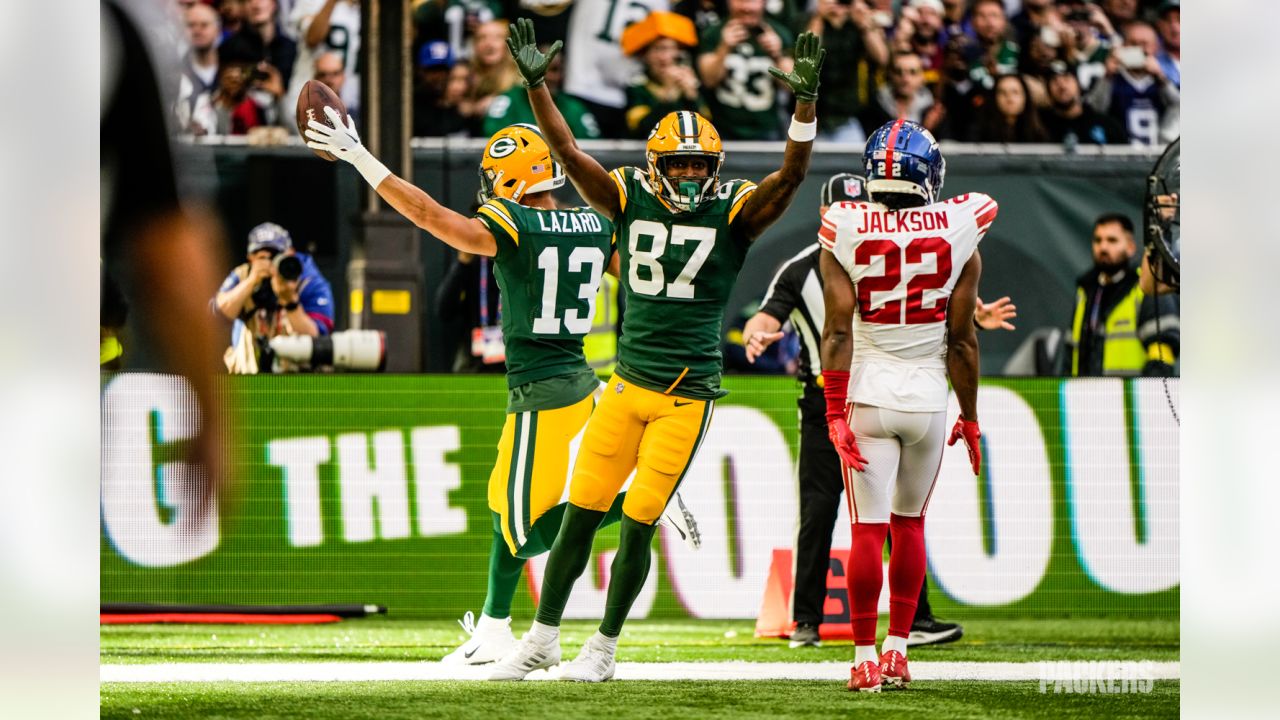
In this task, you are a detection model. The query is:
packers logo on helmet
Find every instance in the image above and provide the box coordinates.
[645,111,724,212]
[479,123,565,203]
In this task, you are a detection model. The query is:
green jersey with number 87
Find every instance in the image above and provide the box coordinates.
[474,197,615,392]
[608,165,758,400]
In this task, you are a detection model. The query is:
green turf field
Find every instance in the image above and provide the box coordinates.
[101,679,1179,720]
[101,617,1179,664]
[101,618,1178,719]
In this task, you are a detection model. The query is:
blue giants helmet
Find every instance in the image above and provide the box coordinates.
[862,119,945,204]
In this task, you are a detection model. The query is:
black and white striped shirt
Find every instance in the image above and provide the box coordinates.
[758,244,826,384]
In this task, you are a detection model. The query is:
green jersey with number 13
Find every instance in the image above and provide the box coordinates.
[474,197,615,391]
[607,166,758,400]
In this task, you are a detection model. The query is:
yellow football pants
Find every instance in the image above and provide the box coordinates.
[569,374,715,525]
[488,393,594,556]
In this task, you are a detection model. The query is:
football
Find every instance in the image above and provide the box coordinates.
[296,79,346,162]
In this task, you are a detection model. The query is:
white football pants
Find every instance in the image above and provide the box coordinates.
[842,404,947,524]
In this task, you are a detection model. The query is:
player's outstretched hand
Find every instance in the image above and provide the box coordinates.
[975,295,1017,331]
[947,416,982,475]
[305,106,366,163]
[745,330,785,363]
[507,17,562,89]
[768,31,825,103]
[827,416,867,472]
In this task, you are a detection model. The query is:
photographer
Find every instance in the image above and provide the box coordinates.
[215,222,334,373]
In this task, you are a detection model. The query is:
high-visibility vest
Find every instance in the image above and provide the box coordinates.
[584,274,619,378]
[1070,281,1147,376]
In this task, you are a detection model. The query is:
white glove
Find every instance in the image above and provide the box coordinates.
[304,106,390,187]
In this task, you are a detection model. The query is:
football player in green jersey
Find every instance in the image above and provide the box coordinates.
[489,19,824,682]
[304,116,701,666]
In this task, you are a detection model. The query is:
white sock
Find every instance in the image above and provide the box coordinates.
[528,621,559,643]
[593,631,618,654]
[854,645,879,665]
[883,635,908,657]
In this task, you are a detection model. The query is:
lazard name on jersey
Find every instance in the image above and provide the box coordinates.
[608,166,757,401]
[531,210,606,234]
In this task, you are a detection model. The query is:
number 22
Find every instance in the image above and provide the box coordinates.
[854,237,953,324]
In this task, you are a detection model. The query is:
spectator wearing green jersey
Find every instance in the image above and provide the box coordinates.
[806,0,888,143]
[967,0,1020,93]
[697,0,795,141]
[621,13,709,139]
[483,45,601,139]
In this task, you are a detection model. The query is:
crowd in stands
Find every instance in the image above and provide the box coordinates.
[170,0,1178,147]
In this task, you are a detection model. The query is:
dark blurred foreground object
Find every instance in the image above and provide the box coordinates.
[1138,137,1179,377]
[1144,138,1179,290]
[101,0,229,517]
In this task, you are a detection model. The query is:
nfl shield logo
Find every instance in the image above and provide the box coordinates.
[843,178,863,198]
[615,382,624,394]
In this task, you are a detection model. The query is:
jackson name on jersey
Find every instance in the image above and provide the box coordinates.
[819,192,998,412]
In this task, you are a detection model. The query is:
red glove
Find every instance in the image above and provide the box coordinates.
[947,416,982,475]
[821,370,867,472]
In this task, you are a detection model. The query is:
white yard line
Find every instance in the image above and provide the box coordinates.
[101,661,1180,683]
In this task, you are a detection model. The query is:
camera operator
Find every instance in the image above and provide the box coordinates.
[214,222,334,372]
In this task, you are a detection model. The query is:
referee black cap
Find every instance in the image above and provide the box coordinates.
[820,173,870,207]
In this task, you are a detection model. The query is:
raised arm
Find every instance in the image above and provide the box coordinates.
[305,107,497,256]
[733,32,825,242]
[507,19,620,219]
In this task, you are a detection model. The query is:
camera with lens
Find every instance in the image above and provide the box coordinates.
[269,330,388,372]
[273,252,303,281]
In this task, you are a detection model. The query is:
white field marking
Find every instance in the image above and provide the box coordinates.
[101,661,1180,684]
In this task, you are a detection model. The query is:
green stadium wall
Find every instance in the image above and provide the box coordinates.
[101,373,1178,619]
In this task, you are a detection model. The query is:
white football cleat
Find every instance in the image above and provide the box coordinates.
[559,633,617,683]
[660,493,702,550]
[487,629,561,681]
[441,611,516,665]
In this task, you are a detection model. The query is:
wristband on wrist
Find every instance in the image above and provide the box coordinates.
[352,149,391,188]
[282,300,300,311]
[788,115,818,142]
[821,369,850,420]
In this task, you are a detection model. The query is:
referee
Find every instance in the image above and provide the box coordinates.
[744,174,1013,648]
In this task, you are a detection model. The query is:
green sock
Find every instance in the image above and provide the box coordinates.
[481,524,525,619]
[599,516,659,638]
[534,503,605,627]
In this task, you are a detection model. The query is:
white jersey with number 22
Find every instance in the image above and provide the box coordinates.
[819,193,997,412]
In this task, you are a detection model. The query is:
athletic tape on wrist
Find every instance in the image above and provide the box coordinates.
[788,115,818,143]
[352,150,391,188]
